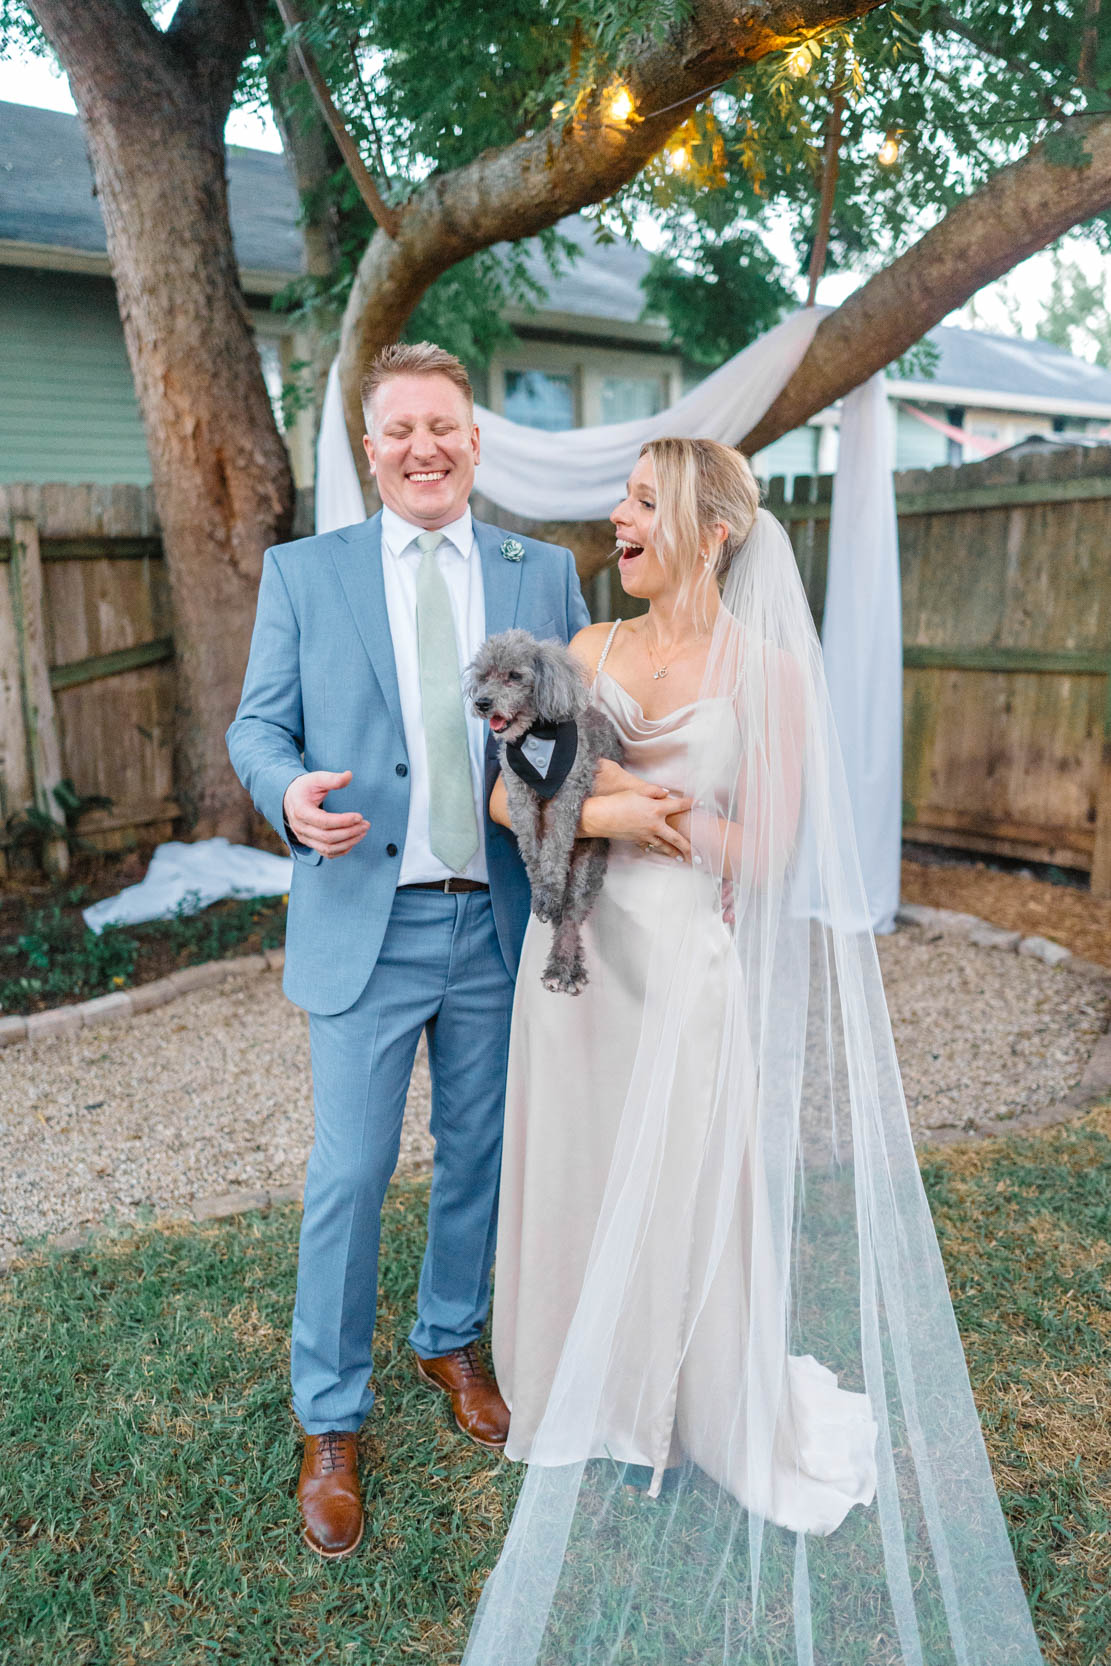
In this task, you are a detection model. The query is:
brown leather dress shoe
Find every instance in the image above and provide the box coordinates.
[297,1430,364,1559]
[415,1344,510,1450]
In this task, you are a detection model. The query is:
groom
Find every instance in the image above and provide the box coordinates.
[227,342,590,1558]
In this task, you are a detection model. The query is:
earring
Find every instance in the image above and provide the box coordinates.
[701,551,712,567]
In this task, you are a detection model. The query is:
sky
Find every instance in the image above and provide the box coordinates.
[2,42,1107,351]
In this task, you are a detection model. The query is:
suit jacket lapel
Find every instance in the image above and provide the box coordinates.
[476,518,524,638]
[330,514,405,743]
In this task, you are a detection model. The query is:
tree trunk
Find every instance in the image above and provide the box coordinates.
[30,0,294,838]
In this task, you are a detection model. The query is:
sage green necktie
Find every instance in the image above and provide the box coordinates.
[414,531,479,872]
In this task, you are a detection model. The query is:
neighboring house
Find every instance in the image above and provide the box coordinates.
[4,98,1111,497]
[0,101,680,491]
[756,326,1111,484]
[0,100,314,486]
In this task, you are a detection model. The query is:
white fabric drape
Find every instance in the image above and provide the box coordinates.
[823,372,902,932]
[313,308,902,930]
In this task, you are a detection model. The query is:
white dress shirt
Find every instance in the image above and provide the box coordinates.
[380,504,489,884]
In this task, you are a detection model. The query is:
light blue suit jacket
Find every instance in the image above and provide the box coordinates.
[227,511,591,1015]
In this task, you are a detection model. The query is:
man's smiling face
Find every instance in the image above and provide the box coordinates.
[362,372,480,529]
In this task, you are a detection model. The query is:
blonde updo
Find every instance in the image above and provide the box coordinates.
[639,437,760,589]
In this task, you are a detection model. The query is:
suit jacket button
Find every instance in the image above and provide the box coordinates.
[386,843,398,857]
[395,763,408,777]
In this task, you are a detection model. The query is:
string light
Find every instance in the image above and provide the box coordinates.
[667,142,691,171]
[604,83,635,124]
[877,129,902,166]
[551,99,567,119]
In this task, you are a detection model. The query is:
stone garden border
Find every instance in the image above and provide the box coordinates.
[0,945,286,1048]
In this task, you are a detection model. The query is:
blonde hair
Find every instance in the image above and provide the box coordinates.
[361,342,474,426]
[639,437,760,591]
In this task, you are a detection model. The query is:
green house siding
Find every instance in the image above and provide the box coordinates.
[893,404,949,472]
[0,266,152,484]
[753,424,820,486]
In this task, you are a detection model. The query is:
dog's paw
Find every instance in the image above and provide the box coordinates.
[542,971,584,995]
[530,888,559,922]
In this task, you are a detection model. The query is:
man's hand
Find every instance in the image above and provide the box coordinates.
[283,770,369,859]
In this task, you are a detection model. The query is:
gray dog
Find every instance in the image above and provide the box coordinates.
[467,629,623,994]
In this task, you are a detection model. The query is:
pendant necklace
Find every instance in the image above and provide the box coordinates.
[644,631,670,680]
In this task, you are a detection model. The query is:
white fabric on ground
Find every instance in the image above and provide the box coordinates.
[82,839,293,934]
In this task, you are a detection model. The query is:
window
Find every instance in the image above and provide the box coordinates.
[600,375,665,425]
[504,369,575,431]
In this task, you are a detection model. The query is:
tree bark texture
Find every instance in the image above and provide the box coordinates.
[334,0,887,461]
[29,0,294,838]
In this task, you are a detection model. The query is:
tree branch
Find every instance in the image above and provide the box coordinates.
[334,0,886,454]
[168,0,259,120]
[742,112,1111,455]
[273,0,401,237]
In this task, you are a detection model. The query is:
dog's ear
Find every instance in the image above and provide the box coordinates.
[532,640,587,721]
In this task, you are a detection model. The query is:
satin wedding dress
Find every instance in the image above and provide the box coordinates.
[494,621,878,1533]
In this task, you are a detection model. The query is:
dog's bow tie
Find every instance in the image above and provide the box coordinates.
[504,719,579,800]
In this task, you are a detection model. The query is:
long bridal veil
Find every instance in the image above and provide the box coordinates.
[463,509,1043,1665]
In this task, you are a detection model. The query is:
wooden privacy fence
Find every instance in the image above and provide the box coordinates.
[0,483,176,875]
[774,442,1111,895]
[3,451,1111,889]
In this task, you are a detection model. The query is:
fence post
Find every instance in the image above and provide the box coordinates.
[9,514,69,878]
[1092,673,1111,898]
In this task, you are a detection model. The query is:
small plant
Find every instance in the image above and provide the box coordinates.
[0,888,287,1015]
[4,779,113,869]
[0,902,138,1013]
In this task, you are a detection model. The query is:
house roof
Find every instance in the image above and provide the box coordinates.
[0,99,663,336]
[889,324,1111,420]
[0,99,303,290]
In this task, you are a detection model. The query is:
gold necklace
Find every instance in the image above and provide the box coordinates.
[643,622,704,681]
[644,631,670,680]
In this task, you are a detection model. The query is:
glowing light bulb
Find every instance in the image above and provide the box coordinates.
[877,130,901,166]
[551,100,567,119]
[668,143,690,171]
[605,84,635,124]
[786,44,813,77]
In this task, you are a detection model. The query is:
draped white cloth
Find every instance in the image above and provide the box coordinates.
[314,307,902,929]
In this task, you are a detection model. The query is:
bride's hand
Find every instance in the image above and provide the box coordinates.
[582,786,692,859]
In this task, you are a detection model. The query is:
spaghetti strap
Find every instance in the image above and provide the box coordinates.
[593,619,622,683]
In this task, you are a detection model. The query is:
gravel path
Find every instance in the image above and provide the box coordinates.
[1,928,1108,1253]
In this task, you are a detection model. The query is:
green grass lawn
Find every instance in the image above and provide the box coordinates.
[1,1112,1109,1666]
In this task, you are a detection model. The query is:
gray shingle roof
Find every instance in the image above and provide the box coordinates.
[505,215,655,328]
[910,323,1111,408]
[0,99,303,278]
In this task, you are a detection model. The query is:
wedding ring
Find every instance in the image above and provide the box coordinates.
[644,841,659,853]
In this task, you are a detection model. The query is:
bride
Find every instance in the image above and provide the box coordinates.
[468,438,1044,1665]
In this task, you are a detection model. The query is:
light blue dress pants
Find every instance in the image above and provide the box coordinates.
[290,887,514,1435]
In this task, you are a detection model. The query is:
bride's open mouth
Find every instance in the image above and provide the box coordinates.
[616,540,644,563]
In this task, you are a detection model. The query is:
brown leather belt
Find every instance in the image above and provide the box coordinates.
[400,878,489,893]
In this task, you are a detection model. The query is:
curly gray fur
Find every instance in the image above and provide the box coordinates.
[466,629,623,994]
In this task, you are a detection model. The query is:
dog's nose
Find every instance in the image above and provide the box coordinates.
[473,696,492,715]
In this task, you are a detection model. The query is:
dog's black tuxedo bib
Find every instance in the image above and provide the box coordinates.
[505,719,579,800]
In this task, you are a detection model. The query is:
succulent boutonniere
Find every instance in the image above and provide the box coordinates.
[500,537,525,563]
